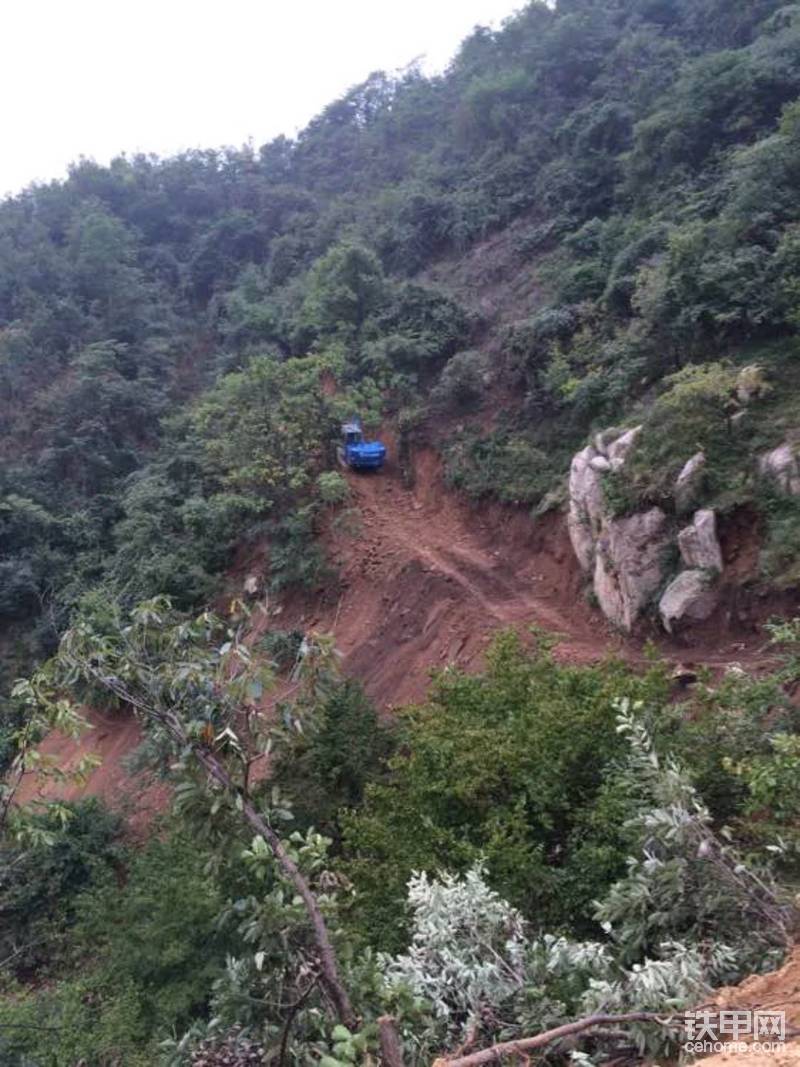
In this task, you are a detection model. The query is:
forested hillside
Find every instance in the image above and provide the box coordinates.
[5,1,800,1063]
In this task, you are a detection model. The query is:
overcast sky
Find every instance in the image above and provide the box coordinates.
[1,0,523,197]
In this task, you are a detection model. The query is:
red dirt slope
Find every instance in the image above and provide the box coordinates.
[14,707,170,833]
[700,949,800,1067]
[260,438,619,708]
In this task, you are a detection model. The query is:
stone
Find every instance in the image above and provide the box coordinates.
[606,425,642,471]
[593,507,668,632]
[594,427,623,456]
[759,442,800,496]
[677,509,723,573]
[671,665,699,686]
[590,455,612,473]
[675,452,705,511]
[567,446,605,572]
[659,569,719,634]
[725,663,747,679]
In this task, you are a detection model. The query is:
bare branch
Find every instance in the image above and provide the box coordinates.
[432,1012,682,1067]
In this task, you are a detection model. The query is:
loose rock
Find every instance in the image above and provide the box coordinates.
[659,569,719,633]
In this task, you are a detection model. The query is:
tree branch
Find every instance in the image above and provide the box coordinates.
[76,664,356,1030]
[432,1012,683,1067]
[378,1015,405,1067]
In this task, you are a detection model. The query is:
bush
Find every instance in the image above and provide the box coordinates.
[444,429,567,506]
[431,350,488,410]
[0,798,122,979]
[258,628,305,670]
[0,831,232,1065]
[273,680,393,838]
[341,632,669,949]
[317,470,350,506]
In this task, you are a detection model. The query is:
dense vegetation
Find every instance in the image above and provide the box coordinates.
[2,610,799,1064]
[5,0,800,1061]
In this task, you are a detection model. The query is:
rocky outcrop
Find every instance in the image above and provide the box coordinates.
[568,426,669,632]
[659,569,719,634]
[568,430,725,634]
[678,509,723,573]
[759,442,800,496]
[567,445,605,573]
[674,451,705,512]
[736,363,770,404]
[594,508,668,631]
[607,426,641,471]
[656,510,723,630]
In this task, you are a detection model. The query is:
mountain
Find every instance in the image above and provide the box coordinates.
[4,2,800,1063]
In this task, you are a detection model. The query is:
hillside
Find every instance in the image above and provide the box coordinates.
[5,1,800,1063]
[16,427,788,821]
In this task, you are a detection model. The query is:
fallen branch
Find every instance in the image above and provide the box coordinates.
[433,1012,681,1067]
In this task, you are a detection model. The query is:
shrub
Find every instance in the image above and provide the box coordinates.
[431,349,488,410]
[443,429,567,506]
[0,798,122,979]
[273,680,392,837]
[341,633,669,949]
[317,470,350,506]
[258,628,305,670]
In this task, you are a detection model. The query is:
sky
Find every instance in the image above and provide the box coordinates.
[1,0,524,197]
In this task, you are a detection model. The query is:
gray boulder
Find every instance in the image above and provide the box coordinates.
[567,446,605,572]
[243,574,261,597]
[677,509,723,573]
[675,452,706,511]
[594,508,668,632]
[594,427,623,456]
[759,442,800,496]
[607,425,642,471]
[659,570,719,634]
[590,455,612,473]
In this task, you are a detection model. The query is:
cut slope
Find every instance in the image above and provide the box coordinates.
[14,707,170,835]
[256,436,611,709]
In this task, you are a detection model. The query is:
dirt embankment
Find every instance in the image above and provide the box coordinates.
[700,949,800,1067]
[258,436,614,709]
[14,706,170,836]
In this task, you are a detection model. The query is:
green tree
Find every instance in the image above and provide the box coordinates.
[302,243,386,341]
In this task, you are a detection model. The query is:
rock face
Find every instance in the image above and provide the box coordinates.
[659,569,718,633]
[568,426,669,632]
[607,426,641,471]
[567,429,724,634]
[594,508,668,631]
[674,451,706,512]
[759,442,800,496]
[567,445,605,573]
[677,509,723,573]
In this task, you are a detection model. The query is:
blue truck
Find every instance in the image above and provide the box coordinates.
[338,419,386,471]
